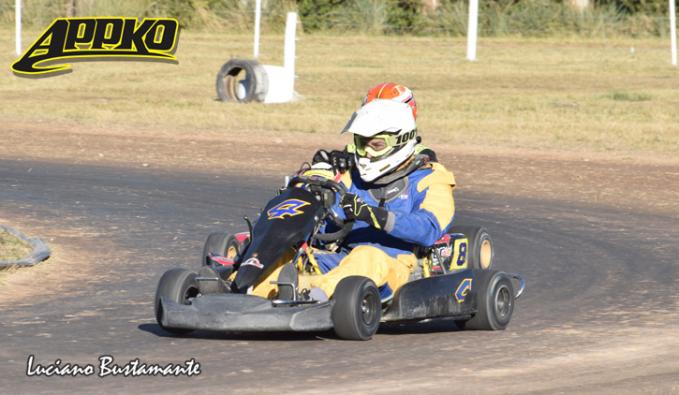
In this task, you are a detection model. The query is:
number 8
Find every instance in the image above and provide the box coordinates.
[457,242,467,266]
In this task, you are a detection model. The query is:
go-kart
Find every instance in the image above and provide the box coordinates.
[154,174,525,340]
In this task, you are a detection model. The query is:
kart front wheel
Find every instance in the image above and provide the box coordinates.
[155,268,200,335]
[459,271,514,330]
[332,276,381,340]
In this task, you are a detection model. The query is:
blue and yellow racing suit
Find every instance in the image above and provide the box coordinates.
[300,159,456,300]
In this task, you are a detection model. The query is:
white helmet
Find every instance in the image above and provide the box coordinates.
[342,99,417,182]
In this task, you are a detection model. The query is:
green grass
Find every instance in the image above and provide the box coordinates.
[608,91,653,102]
[0,231,31,262]
[1,26,679,158]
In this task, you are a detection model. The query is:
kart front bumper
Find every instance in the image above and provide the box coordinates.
[160,293,334,332]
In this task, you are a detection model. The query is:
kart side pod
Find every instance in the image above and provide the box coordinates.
[382,269,478,322]
[383,269,524,330]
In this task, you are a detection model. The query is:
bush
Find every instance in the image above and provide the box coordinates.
[385,0,422,34]
[331,0,387,33]
[298,0,347,31]
[0,0,671,36]
[597,0,667,15]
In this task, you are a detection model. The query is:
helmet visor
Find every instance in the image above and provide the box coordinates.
[354,133,401,161]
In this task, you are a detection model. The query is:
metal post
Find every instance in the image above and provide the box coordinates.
[671,0,677,66]
[253,0,261,58]
[466,0,478,61]
[15,0,22,55]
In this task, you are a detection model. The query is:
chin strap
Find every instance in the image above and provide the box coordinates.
[368,154,428,186]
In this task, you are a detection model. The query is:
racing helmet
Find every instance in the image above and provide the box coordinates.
[342,99,418,182]
[363,82,417,120]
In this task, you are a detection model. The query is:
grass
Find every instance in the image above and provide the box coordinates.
[0,230,31,262]
[1,25,679,158]
[608,91,653,102]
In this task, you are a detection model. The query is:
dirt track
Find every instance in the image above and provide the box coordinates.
[1,126,679,393]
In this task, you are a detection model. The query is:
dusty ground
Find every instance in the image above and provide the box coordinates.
[3,124,678,286]
[3,32,679,158]
[0,216,109,305]
[3,122,677,308]
[2,124,679,393]
[2,25,678,392]
[3,122,678,216]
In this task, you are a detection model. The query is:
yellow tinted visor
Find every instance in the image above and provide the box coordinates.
[354,133,400,159]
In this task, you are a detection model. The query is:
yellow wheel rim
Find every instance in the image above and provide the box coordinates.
[480,239,492,269]
[226,245,238,259]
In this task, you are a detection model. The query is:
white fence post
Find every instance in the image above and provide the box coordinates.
[253,0,261,58]
[15,0,22,55]
[284,12,296,79]
[467,0,478,61]
[671,0,677,66]
[261,12,297,103]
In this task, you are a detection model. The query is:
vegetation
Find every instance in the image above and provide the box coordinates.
[0,231,31,262]
[0,0,674,37]
[1,27,678,159]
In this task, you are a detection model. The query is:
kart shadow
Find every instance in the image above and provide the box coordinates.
[138,319,463,340]
[138,323,333,341]
[378,318,464,335]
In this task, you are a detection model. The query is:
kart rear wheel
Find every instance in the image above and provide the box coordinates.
[202,232,239,266]
[332,276,381,340]
[459,271,514,330]
[155,268,200,335]
[450,225,494,270]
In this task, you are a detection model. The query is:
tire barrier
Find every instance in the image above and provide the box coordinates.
[0,225,51,268]
[215,59,268,103]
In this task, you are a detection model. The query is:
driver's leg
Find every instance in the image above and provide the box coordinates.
[304,245,416,298]
[250,249,296,299]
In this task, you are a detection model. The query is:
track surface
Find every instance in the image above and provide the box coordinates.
[1,159,678,393]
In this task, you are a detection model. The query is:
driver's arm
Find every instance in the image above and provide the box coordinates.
[387,180,455,247]
[341,164,455,247]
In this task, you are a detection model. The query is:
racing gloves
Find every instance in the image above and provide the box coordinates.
[340,193,393,231]
[312,149,355,173]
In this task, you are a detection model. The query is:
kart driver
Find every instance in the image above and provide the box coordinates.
[293,83,457,302]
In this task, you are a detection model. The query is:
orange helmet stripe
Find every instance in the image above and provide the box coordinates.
[364,82,417,119]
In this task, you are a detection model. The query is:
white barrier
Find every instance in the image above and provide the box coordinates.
[262,12,297,104]
[216,12,298,103]
[671,0,677,66]
[253,0,261,58]
[466,0,478,61]
[15,0,21,55]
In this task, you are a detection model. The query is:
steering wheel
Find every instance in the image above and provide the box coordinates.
[288,175,353,242]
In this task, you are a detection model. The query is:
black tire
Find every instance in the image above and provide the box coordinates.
[331,276,381,340]
[196,266,230,295]
[216,59,268,102]
[202,232,239,266]
[449,225,494,270]
[154,268,200,335]
[276,263,298,301]
[460,271,514,330]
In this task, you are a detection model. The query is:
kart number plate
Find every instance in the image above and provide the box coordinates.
[449,238,468,271]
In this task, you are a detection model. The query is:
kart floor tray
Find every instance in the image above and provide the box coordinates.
[160,293,334,332]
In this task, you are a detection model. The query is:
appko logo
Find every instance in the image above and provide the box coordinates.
[11,17,179,77]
